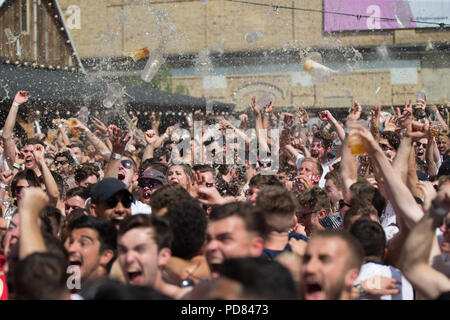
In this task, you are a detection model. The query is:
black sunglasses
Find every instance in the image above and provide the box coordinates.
[16,186,30,193]
[106,195,133,209]
[121,160,133,169]
[138,180,158,189]
[339,199,352,209]
[54,160,68,166]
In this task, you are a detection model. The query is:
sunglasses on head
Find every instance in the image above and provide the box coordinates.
[138,180,159,189]
[339,199,352,209]
[106,195,133,209]
[121,160,133,169]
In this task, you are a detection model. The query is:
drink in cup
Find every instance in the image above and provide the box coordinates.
[66,118,81,138]
[346,120,368,155]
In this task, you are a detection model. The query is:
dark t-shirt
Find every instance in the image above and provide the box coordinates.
[260,232,309,261]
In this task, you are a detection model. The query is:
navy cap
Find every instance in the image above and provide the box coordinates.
[90,178,132,203]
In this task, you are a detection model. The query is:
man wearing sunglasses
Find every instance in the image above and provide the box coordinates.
[138,169,167,205]
[88,178,134,229]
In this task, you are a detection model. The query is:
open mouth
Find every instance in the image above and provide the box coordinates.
[127,268,143,284]
[304,281,324,300]
[118,173,125,180]
[143,191,151,200]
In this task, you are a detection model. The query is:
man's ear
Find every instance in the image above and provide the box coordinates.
[345,268,360,290]
[89,203,97,217]
[317,209,327,221]
[132,172,139,184]
[157,247,172,268]
[100,249,114,268]
[250,236,265,257]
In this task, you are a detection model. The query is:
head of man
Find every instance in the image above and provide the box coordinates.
[295,158,323,194]
[22,138,44,170]
[10,169,41,206]
[89,178,133,229]
[297,187,332,237]
[310,131,332,162]
[324,170,345,209]
[13,252,70,300]
[54,151,75,176]
[246,174,283,205]
[349,220,386,260]
[163,201,208,260]
[207,258,298,300]
[300,230,364,300]
[149,184,193,217]
[379,131,400,162]
[117,214,172,287]
[137,169,167,205]
[436,135,450,155]
[192,164,216,188]
[118,152,139,189]
[256,186,298,233]
[68,143,84,164]
[343,203,380,232]
[74,164,100,189]
[65,187,90,216]
[65,215,117,284]
[205,202,266,279]
[349,180,386,218]
[154,147,171,165]
[414,138,428,162]
[3,211,20,274]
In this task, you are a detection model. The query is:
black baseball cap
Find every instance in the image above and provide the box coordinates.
[90,178,132,204]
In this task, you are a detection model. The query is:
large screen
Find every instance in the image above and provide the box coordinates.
[324,0,450,31]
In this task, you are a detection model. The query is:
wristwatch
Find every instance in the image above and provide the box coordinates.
[111,152,122,160]
[355,283,365,296]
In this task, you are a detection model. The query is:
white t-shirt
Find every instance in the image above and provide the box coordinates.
[354,261,414,300]
[380,202,399,244]
[296,154,333,188]
[131,199,152,215]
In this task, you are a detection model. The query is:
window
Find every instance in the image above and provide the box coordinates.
[20,0,29,34]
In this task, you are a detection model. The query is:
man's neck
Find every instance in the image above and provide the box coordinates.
[265,231,289,251]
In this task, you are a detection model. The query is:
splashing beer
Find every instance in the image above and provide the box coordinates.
[66,118,81,138]
[303,59,337,82]
[124,48,150,62]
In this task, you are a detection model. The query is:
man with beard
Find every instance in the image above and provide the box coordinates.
[88,178,133,229]
[300,230,364,300]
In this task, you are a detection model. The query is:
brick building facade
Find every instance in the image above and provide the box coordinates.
[58,0,450,110]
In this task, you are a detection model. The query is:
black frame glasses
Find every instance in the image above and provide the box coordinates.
[339,199,352,209]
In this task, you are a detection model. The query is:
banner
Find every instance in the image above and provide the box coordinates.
[324,0,450,31]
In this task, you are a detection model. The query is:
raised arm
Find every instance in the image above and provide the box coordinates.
[104,126,132,179]
[19,187,49,259]
[399,187,450,299]
[349,125,423,228]
[32,144,59,206]
[2,91,28,168]
[319,110,346,142]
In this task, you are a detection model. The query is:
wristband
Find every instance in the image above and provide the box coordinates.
[111,152,122,160]
[163,133,170,140]
[13,163,21,170]
[84,127,90,133]
[0,183,8,191]
[12,102,20,108]
[104,132,110,137]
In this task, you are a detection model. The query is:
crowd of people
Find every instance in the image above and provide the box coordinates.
[0,89,449,300]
